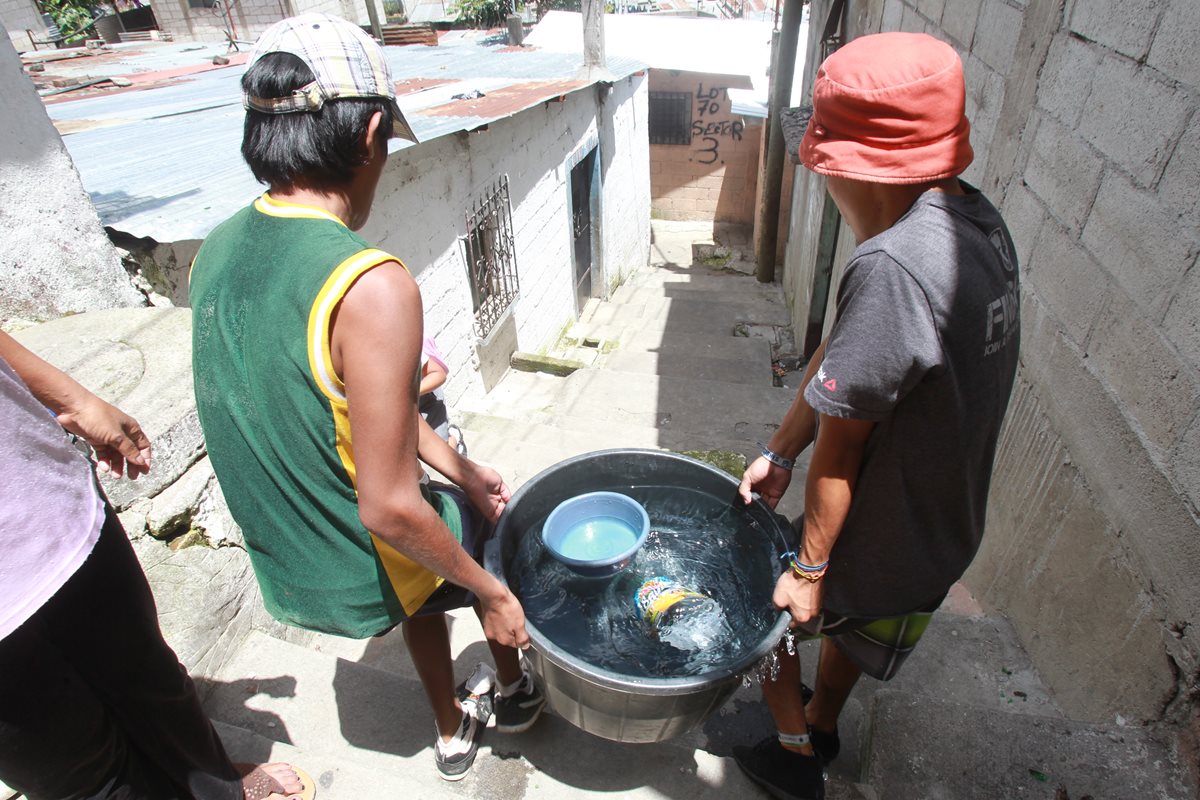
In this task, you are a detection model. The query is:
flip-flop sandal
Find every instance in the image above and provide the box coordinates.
[239,763,316,800]
[447,424,468,456]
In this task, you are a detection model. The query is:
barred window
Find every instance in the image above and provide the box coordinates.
[464,175,519,339]
[648,91,693,145]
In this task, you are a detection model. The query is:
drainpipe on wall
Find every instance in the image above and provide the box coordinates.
[753,0,803,283]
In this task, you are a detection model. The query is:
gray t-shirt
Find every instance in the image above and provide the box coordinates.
[805,183,1020,618]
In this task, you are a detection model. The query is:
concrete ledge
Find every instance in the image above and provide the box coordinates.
[12,307,200,510]
[510,351,587,377]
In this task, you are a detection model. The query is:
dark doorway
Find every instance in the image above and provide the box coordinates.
[569,147,598,313]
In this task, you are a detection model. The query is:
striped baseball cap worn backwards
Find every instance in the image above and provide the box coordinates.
[244,13,418,143]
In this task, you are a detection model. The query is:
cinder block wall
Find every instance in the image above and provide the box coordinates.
[648,69,765,225]
[0,28,145,326]
[793,0,1199,739]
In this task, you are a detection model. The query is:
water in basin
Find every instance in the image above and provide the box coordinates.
[555,516,640,561]
[510,485,779,677]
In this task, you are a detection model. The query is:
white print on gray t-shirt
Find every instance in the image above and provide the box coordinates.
[983,227,1019,358]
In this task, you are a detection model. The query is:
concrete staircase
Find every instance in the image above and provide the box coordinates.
[195,222,1192,800]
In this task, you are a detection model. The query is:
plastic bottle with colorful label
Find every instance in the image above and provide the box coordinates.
[634,576,731,650]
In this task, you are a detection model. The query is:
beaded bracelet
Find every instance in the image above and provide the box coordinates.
[781,551,828,583]
[759,443,795,471]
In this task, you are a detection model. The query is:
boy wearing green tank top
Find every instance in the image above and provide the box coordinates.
[190,14,544,782]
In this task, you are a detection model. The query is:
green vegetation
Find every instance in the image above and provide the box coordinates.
[41,0,96,41]
[449,0,514,27]
[383,0,407,22]
[678,449,747,479]
[449,0,580,26]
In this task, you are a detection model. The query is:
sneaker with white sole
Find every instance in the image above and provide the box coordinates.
[434,708,482,781]
[494,669,546,734]
[435,663,496,781]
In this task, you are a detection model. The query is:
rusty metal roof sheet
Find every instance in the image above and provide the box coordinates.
[43,36,644,242]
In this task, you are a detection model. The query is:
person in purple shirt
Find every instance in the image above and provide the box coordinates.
[0,331,315,800]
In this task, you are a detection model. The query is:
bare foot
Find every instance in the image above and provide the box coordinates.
[238,762,312,800]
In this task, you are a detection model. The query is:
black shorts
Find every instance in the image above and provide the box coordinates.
[378,484,492,630]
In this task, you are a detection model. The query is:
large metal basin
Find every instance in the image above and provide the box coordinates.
[484,449,793,743]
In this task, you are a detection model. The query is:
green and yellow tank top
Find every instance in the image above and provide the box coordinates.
[190,193,460,638]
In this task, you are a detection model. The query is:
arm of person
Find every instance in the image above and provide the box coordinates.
[738,339,827,508]
[419,357,448,395]
[773,413,874,626]
[415,415,511,524]
[332,262,527,648]
[0,331,151,479]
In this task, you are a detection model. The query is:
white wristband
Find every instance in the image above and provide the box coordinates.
[760,444,795,471]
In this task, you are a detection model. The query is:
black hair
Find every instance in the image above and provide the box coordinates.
[241,52,394,191]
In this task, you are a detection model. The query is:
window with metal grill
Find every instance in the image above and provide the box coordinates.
[648,91,693,145]
[464,175,519,339]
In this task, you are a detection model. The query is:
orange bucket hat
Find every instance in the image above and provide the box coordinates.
[798,31,973,184]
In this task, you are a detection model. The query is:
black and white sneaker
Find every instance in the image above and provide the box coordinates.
[457,662,496,725]
[434,708,482,781]
[494,669,546,734]
[435,663,495,781]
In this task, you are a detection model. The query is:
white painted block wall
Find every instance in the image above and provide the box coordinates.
[360,74,651,407]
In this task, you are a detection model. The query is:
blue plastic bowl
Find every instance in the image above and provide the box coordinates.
[541,491,650,577]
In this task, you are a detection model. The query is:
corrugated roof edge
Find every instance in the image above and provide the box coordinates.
[386,49,647,151]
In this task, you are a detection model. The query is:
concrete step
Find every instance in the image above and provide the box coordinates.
[601,349,772,386]
[624,264,782,294]
[455,405,809,523]
[608,328,775,361]
[863,691,1192,798]
[459,369,567,417]
[459,408,793,469]
[580,294,791,334]
[457,415,611,491]
[568,315,790,353]
[464,368,797,446]
[566,317,783,356]
[205,631,855,799]
[211,720,442,799]
[612,275,784,304]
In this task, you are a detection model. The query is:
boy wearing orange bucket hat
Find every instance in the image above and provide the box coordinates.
[735,32,1020,799]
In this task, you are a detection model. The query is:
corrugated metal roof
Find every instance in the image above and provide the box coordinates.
[44,37,645,242]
